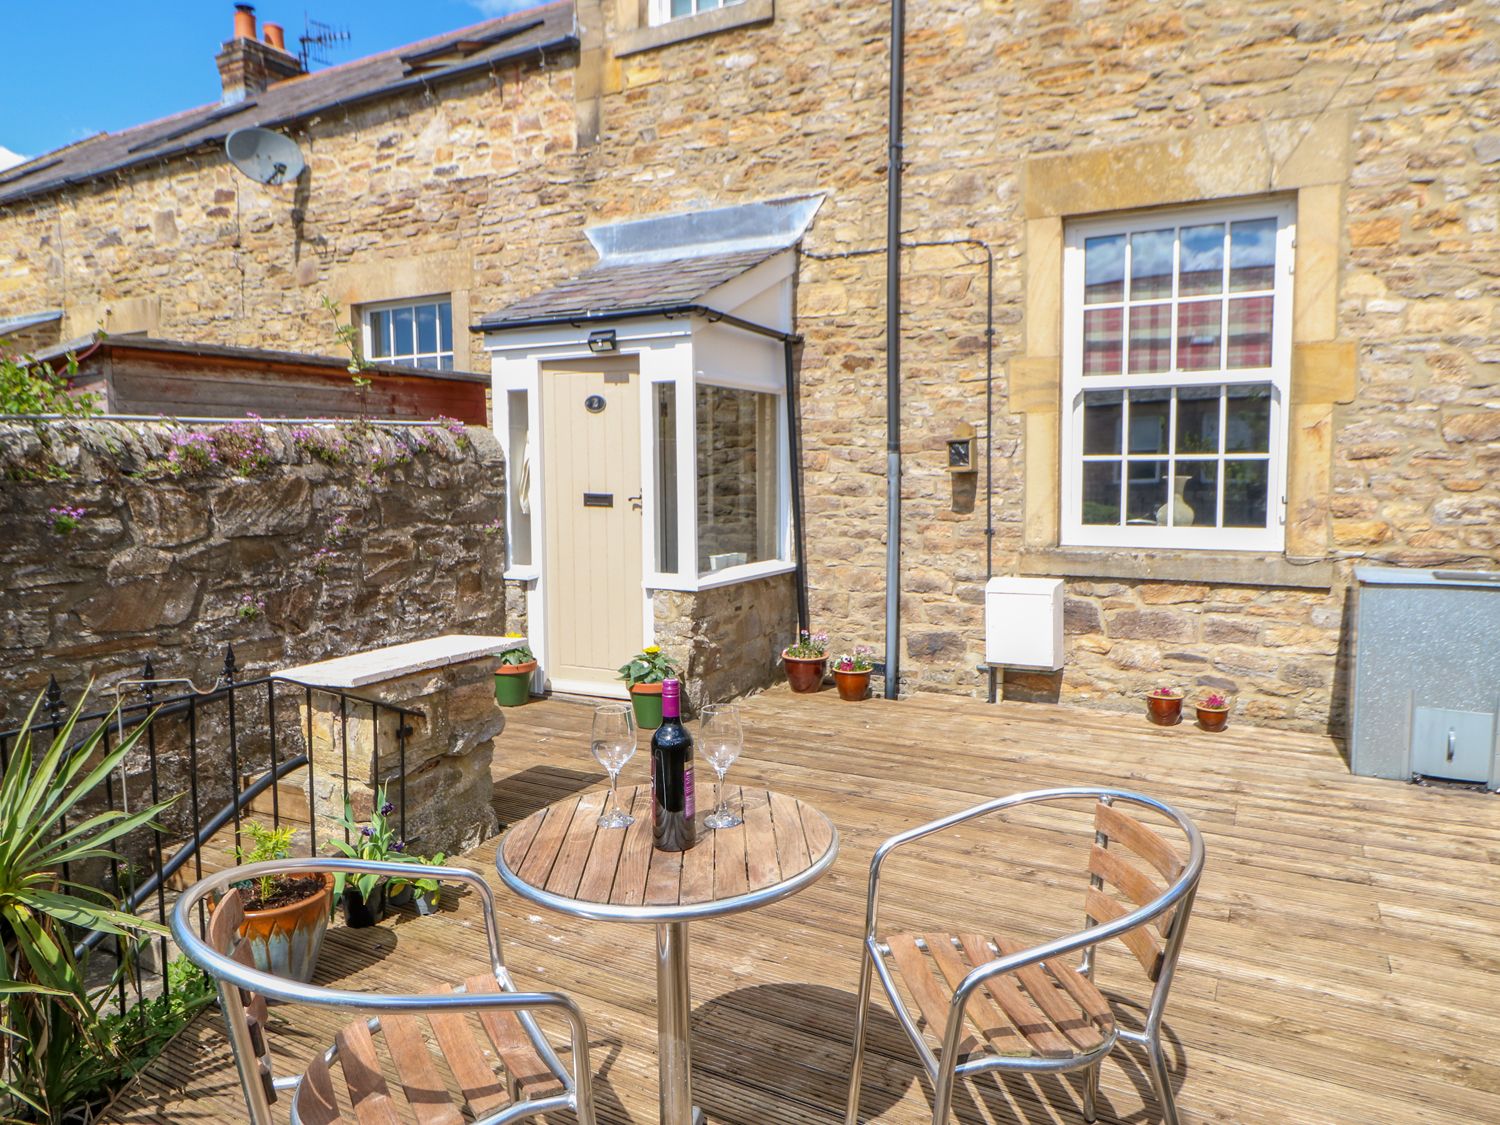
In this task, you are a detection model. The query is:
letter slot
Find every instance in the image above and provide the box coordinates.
[583,492,614,508]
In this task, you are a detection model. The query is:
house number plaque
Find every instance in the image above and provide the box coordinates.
[585,394,606,413]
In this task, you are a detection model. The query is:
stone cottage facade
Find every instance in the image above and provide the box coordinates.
[1,0,1496,733]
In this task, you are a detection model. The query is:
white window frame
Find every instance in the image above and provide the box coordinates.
[360,295,455,370]
[648,0,746,26]
[1060,199,1296,552]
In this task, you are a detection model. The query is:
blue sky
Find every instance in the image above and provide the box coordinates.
[0,0,536,166]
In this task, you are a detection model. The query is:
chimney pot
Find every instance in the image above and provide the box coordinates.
[233,4,257,41]
[263,22,286,51]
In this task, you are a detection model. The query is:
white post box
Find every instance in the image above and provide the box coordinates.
[984,577,1064,671]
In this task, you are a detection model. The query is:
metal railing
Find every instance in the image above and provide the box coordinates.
[0,645,424,1016]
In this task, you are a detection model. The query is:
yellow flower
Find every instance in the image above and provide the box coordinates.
[504,632,523,639]
[644,645,660,655]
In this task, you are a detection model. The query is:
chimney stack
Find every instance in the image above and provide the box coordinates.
[216,4,303,104]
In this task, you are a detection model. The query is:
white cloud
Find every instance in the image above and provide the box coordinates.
[0,146,27,173]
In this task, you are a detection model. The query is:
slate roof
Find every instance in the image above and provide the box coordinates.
[0,3,575,207]
[475,247,781,328]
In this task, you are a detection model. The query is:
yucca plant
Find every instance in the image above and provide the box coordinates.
[0,689,176,1123]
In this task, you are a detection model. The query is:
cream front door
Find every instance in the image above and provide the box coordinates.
[541,358,644,693]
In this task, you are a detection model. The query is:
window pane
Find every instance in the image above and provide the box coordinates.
[1227,296,1273,369]
[1127,388,1170,453]
[696,385,779,575]
[439,355,454,372]
[1082,462,1121,525]
[1175,385,1220,454]
[656,384,678,574]
[1179,224,1224,297]
[1082,390,1122,454]
[1230,218,1276,291]
[1177,299,1223,371]
[1174,461,1217,527]
[414,355,438,370]
[1084,234,1125,304]
[1129,229,1174,300]
[392,307,415,358]
[368,310,390,358]
[1127,305,1171,373]
[1223,460,1270,527]
[506,390,531,567]
[1126,461,1168,524]
[416,304,438,354]
[1083,308,1123,375]
[671,0,693,15]
[439,302,452,351]
[1225,384,1271,452]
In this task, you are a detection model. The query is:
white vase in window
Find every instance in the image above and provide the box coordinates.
[1158,475,1195,527]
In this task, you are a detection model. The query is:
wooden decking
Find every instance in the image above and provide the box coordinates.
[103,690,1500,1124]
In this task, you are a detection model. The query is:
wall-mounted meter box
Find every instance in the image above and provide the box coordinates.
[984,577,1064,670]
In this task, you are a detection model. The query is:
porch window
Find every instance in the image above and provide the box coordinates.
[362,297,454,370]
[655,383,679,574]
[1061,201,1294,551]
[696,384,779,576]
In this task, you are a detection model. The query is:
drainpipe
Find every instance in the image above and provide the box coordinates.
[783,337,810,634]
[884,0,906,700]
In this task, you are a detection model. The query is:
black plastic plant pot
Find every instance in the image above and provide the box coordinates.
[341,882,386,928]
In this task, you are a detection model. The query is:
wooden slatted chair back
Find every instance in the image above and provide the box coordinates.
[1084,801,1188,982]
[206,890,278,1106]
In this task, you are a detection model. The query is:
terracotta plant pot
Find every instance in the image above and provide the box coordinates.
[1196,705,1231,732]
[630,682,664,729]
[235,872,333,983]
[341,882,386,929]
[833,668,872,701]
[1145,692,1184,726]
[494,660,537,707]
[783,652,828,693]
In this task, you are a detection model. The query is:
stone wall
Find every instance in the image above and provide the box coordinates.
[652,573,798,713]
[0,419,508,723]
[2,0,1497,733]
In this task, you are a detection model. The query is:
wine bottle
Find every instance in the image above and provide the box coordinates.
[651,678,696,852]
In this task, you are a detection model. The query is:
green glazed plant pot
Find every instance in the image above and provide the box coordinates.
[630,682,664,729]
[494,661,537,707]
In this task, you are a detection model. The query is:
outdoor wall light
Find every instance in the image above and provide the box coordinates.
[946,421,976,473]
[587,329,618,354]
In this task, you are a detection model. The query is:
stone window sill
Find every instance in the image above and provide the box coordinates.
[1016,548,1335,590]
[613,0,774,58]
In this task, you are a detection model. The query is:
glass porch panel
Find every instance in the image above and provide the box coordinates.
[695,385,779,575]
[655,384,678,574]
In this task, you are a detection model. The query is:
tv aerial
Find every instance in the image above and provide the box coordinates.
[299,16,352,70]
[224,127,306,186]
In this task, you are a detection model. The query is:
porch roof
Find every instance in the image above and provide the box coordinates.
[473,246,781,330]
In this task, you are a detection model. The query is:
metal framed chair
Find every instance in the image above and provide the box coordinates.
[171,857,597,1125]
[845,788,1205,1125]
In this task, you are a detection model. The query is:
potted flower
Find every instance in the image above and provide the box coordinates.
[1195,692,1232,732]
[330,786,413,928]
[1144,686,1184,726]
[618,644,680,730]
[230,822,333,982]
[389,852,446,916]
[494,634,537,707]
[782,630,829,693]
[832,646,875,701]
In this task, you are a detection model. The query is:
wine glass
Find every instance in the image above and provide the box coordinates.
[699,703,743,829]
[591,702,637,829]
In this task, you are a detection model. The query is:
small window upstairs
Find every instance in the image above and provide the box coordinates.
[361,297,454,371]
[652,0,747,24]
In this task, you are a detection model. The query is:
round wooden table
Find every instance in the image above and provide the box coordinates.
[495,784,839,1125]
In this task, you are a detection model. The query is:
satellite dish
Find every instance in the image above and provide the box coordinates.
[225,127,305,186]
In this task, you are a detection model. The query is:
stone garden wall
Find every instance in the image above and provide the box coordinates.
[0,419,508,724]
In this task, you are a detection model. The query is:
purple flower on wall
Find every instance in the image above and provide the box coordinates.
[47,505,87,535]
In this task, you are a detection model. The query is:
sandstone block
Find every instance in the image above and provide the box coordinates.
[1441,411,1500,444]
[1105,608,1195,642]
[1138,583,1208,605]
